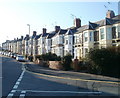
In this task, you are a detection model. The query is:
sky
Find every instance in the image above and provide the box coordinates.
[0,0,119,46]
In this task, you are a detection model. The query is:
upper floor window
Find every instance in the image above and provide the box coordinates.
[62,36,64,43]
[107,27,112,39]
[94,31,99,41]
[100,28,104,40]
[89,32,92,41]
[47,40,51,46]
[69,36,72,44]
[74,35,78,44]
[66,40,68,45]
[118,26,120,38]
[84,32,88,42]
[112,27,116,39]
[79,34,82,44]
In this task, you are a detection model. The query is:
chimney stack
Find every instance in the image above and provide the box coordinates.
[26,34,29,37]
[106,10,115,18]
[74,18,81,28]
[21,36,23,40]
[55,26,60,33]
[26,34,29,38]
[43,28,47,33]
[33,31,37,36]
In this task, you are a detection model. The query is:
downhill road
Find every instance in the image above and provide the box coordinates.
[1,55,119,98]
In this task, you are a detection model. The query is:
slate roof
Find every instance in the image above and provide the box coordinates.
[31,35,36,39]
[46,33,56,39]
[34,34,41,40]
[17,38,23,41]
[41,33,49,37]
[76,25,88,33]
[65,29,73,35]
[112,15,120,20]
[57,29,67,35]
[52,29,67,37]
[24,36,29,40]
[75,15,120,34]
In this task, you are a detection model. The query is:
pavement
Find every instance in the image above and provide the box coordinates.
[24,62,120,84]
[23,62,120,96]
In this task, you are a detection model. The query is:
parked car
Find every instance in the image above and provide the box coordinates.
[10,53,15,58]
[16,55,26,62]
[8,52,12,57]
[4,52,8,56]
[13,53,17,59]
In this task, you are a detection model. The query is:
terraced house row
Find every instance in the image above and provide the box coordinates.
[2,10,120,60]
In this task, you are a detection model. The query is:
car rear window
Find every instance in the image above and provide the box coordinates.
[18,56,24,58]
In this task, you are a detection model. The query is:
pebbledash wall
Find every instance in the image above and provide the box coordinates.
[2,10,120,60]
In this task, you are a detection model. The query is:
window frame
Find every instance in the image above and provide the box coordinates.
[100,28,104,40]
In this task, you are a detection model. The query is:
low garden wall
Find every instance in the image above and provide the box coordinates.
[49,61,63,70]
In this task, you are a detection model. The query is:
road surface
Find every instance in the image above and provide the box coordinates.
[1,55,119,98]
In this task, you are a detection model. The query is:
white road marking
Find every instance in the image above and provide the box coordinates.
[7,93,14,96]
[18,78,22,82]
[11,90,16,93]
[16,82,20,85]
[16,90,102,94]
[19,76,23,79]
[21,91,26,93]
[7,69,25,97]
[20,94,25,96]
[19,94,25,98]
[19,91,26,98]
[13,85,18,89]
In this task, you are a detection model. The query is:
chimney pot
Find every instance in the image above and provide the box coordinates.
[21,36,23,39]
[74,18,81,28]
[106,10,115,18]
[33,31,37,36]
[43,28,47,33]
[55,26,60,33]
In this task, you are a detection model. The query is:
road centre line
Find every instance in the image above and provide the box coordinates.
[7,70,25,97]
[16,81,20,85]
[26,70,119,85]
[13,85,18,89]
[18,78,22,82]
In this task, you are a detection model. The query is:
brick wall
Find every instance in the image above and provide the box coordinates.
[49,61,63,70]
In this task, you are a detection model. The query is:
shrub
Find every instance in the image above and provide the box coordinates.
[35,52,61,61]
[28,55,33,61]
[62,54,72,71]
[88,46,120,78]
[25,54,28,59]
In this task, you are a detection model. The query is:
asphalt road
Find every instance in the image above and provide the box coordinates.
[2,55,23,97]
[1,55,119,98]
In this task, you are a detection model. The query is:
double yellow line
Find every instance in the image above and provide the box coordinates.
[26,70,120,85]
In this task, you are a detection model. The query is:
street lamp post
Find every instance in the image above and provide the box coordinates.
[27,24,30,36]
[27,24,31,56]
